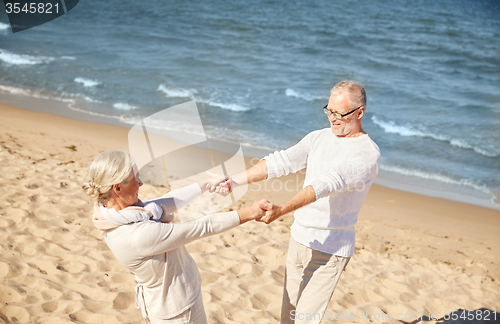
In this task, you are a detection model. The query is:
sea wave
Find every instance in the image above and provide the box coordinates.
[157,84,197,99]
[0,22,10,31]
[74,77,101,87]
[381,164,493,195]
[113,102,137,110]
[0,49,55,65]
[67,104,121,120]
[157,84,250,112]
[0,84,100,106]
[285,88,327,102]
[61,92,100,103]
[372,116,499,157]
[0,84,74,103]
[197,98,250,112]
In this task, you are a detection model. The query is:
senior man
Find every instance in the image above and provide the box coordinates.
[213,80,380,324]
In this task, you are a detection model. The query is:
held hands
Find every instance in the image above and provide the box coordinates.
[206,171,235,196]
[203,172,281,224]
[238,199,267,224]
[251,199,268,220]
[200,172,230,194]
[256,200,282,224]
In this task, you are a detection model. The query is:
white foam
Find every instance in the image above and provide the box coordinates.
[61,92,100,103]
[0,84,74,103]
[0,84,30,96]
[0,22,10,31]
[197,98,250,112]
[74,77,100,87]
[0,49,55,65]
[68,104,121,120]
[113,102,137,110]
[381,164,492,195]
[61,56,77,60]
[0,84,103,108]
[157,84,197,99]
[285,88,327,101]
[157,84,250,111]
[372,116,499,157]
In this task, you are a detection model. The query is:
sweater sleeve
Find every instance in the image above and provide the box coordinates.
[130,211,241,256]
[264,132,312,179]
[145,183,202,215]
[308,151,379,200]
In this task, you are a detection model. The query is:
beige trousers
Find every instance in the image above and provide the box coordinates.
[281,237,350,324]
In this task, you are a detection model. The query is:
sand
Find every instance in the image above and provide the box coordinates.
[0,103,499,324]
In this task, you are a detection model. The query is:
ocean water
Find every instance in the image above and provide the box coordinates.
[0,0,499,208]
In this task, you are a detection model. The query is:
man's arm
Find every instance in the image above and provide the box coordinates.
[211,132,314,196]
[258,185,316,224]
[210,159,269,196]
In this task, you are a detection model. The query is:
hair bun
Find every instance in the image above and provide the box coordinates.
[82,180,101,199]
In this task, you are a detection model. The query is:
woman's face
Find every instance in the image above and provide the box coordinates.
[120,167,143,206]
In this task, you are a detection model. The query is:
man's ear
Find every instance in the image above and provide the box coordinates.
[357,107,365,120]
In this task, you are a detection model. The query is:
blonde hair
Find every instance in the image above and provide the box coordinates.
[82,150,134,202]
[331,80,367,110]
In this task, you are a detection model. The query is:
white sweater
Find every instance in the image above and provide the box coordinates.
[101,184,240,321]
[264,128,380,257]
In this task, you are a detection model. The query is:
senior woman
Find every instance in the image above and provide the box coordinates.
[82,150,265,324]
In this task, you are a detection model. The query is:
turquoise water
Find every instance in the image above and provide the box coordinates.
[0,0,499,207]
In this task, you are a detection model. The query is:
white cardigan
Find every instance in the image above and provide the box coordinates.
[100,184,240,321]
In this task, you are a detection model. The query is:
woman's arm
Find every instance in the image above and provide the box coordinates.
[131,200,266,256]
[146,175,229,216]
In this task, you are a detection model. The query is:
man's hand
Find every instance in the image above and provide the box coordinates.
[237,199,267,224]
[206,171,236,196]
[257,200,283,224]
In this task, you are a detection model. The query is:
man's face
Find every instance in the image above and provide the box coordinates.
[326,93,361,137]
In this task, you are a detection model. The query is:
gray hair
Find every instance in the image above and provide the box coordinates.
[82,150,134,203]
[330,80,367,110]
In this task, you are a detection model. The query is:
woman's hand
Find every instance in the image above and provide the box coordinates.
[237,199,268,224]
[198,172,230,194]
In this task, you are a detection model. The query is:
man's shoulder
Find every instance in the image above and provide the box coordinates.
[350,135,381,163]
[359,135,381,153]
[303,128,331,140]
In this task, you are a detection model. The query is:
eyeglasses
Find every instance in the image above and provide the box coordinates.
[323,105,363,120]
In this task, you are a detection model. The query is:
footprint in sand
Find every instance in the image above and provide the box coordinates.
[0,261,10,277]
[0,285,23,303]
[113,291,135,310]
[1,305,30,323]
[229,263,253,276]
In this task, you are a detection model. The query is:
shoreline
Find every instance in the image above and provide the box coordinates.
[0,86,499,211]
[0,102,499,323]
